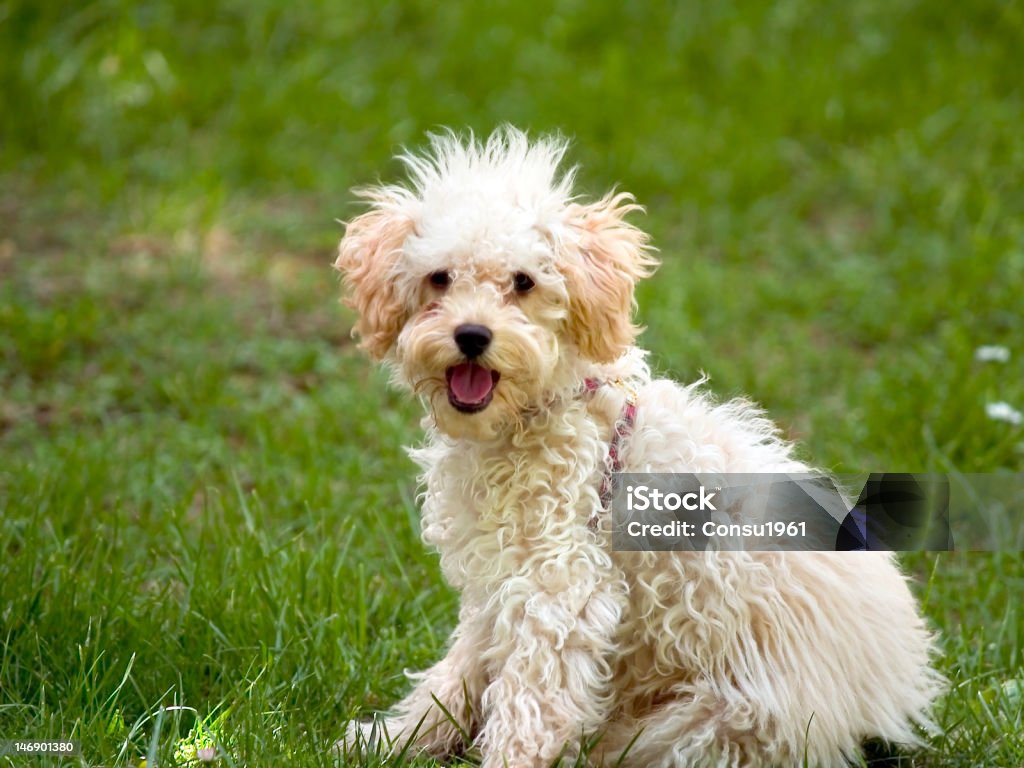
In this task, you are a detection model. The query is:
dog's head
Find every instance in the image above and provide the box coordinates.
[336,128,657,440]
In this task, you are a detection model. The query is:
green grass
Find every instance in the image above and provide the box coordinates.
[1,0,1022,765]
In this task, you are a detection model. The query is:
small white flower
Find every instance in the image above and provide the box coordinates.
[196,746,217,762]
[975,345,1011,363]
[986,401,1023,426]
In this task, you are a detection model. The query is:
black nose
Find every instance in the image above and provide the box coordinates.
[454,324,492,359]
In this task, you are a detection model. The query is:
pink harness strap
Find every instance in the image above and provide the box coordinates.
[583,378,639,529]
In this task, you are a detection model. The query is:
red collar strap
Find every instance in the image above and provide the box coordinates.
[582,378,639,529]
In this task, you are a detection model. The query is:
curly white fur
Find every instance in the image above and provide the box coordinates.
[335,127,942,768]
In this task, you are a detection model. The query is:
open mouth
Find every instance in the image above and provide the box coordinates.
[446,363,500,413]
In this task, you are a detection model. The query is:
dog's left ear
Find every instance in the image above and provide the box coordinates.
[559,192,658,363]
[335,201,415,359]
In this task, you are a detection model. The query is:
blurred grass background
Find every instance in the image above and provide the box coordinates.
[1,1,1023,766]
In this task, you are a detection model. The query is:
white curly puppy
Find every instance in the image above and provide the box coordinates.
[335,128,941,768]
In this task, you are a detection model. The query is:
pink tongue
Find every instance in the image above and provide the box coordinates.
[449,363,494,404]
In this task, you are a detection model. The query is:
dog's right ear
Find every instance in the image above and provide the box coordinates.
[335,202,414,360]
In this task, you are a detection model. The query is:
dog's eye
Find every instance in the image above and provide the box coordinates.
[513,272,535,294]
[428,270,451,290]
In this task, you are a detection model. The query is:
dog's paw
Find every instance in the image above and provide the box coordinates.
[334,716,393,759]
[479,756,551,768]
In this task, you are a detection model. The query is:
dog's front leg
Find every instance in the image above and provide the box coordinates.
[340,605,488,759]
[477,580,621,768]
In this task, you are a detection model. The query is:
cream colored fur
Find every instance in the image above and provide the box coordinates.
[335,127,942,767]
